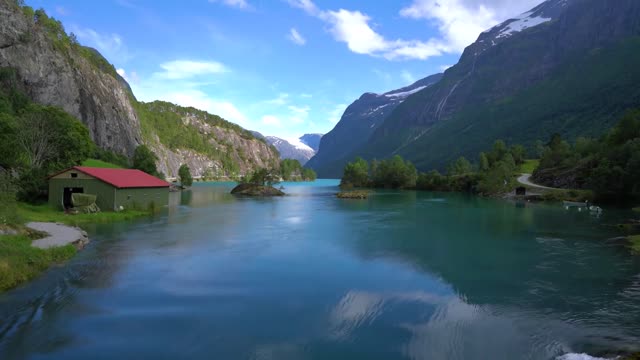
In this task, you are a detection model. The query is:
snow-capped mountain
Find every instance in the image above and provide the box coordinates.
[310,0,640,176]
[262,134,324,165]
[476,0,570,50]
[306,73,443,177]
[299,133,323,152]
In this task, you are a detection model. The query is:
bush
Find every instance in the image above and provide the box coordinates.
[178,164,193,187]
[0,171,20,226]
[341,157,369,188]
[132,145,160,177]
[371,155,417,189]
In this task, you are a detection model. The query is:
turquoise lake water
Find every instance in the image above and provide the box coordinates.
[1,180,639,359]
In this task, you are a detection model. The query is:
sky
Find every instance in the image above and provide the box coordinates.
[27,0,543,140]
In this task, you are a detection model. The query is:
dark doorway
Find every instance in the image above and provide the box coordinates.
[63,187,84,209]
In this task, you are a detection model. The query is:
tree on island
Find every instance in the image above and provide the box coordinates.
[232,167,284,196]
[241,168,280,187]
[178,164,193,187]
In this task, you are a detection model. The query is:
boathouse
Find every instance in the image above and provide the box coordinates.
[48,167,170,211]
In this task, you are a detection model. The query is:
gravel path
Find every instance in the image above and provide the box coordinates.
[27,222,89,249]
[517,174,557,190]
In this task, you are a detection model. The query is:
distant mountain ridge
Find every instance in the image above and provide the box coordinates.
[306,74,443,177]
[310,0,640,177]
[252,133,324,165]
[299,134,323,152]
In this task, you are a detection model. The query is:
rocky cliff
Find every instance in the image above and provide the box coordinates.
[138,101,279,179]
[0,0,141,157]
[0,0,279,177]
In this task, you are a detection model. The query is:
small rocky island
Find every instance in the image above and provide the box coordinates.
[231,183,285,197]
[230,168,286,197]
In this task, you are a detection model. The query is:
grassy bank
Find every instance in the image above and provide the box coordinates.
[337,190,370,199]
[17,203,150,227]
[0,203,152,292]
[519,159,540,174]
[0,229,76,291]
[81,158,123,168]
[539,188,595,203]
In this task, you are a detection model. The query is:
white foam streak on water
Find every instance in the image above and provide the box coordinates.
[556,353,612,360]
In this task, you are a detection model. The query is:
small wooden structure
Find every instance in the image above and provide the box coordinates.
[515,186,527,196]
[48,166,170,211]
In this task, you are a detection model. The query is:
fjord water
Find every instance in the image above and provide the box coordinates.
[1,181,640,360]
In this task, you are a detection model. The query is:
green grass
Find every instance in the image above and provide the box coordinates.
[540,189,594,203]
[0,231,76,292]
[633,207,640,213]
[17,203,150,227]
[519,159,540,174]
[81,158,123,168]
[337,190,370,199]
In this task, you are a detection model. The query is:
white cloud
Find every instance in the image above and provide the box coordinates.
[300,93,313,98]
[286,0,320,16]
[399,0,544,52]
[261,115,282,127]
[208,0,252,10]
[162,89,249,126]
[71,26,131,63]
[323,9,388,55]
[116,68,127,80]
[401,70,416,84]
[288,105,310,124]
[439,64,454,72]
[287,0,543,61]
[287,28,307,46]
[156,60,228,80]
[328,103,348,124]
[265,93,290,106]
[55,6,68,16]
[372,68,392,84]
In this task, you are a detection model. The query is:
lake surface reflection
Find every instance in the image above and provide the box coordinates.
[1,180,639,359]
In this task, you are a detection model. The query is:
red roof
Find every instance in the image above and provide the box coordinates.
[67,167,170,189]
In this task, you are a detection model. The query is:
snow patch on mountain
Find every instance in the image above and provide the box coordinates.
[286,137,314,152]
[386,86,428,99]
[496,12,552,39]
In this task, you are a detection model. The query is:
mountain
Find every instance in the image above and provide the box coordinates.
[299,134,323,152]
[0,0,279,178]
[307,74,443,177]
[136,102,279,179]
[264,135,317,165]
[312,0,640,176]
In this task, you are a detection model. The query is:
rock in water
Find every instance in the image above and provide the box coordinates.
[230,184,285,197]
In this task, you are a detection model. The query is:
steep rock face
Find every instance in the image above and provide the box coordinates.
[307,74,442,177]
[0,0,141,157]
[360,0,640,170]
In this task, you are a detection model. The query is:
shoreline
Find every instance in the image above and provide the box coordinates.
[27,222,89,250]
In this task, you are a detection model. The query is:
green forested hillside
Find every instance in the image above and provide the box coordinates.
[135,101,277,175]
[370,37,640,171]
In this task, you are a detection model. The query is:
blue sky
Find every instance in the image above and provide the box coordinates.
[26,0,542,139]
